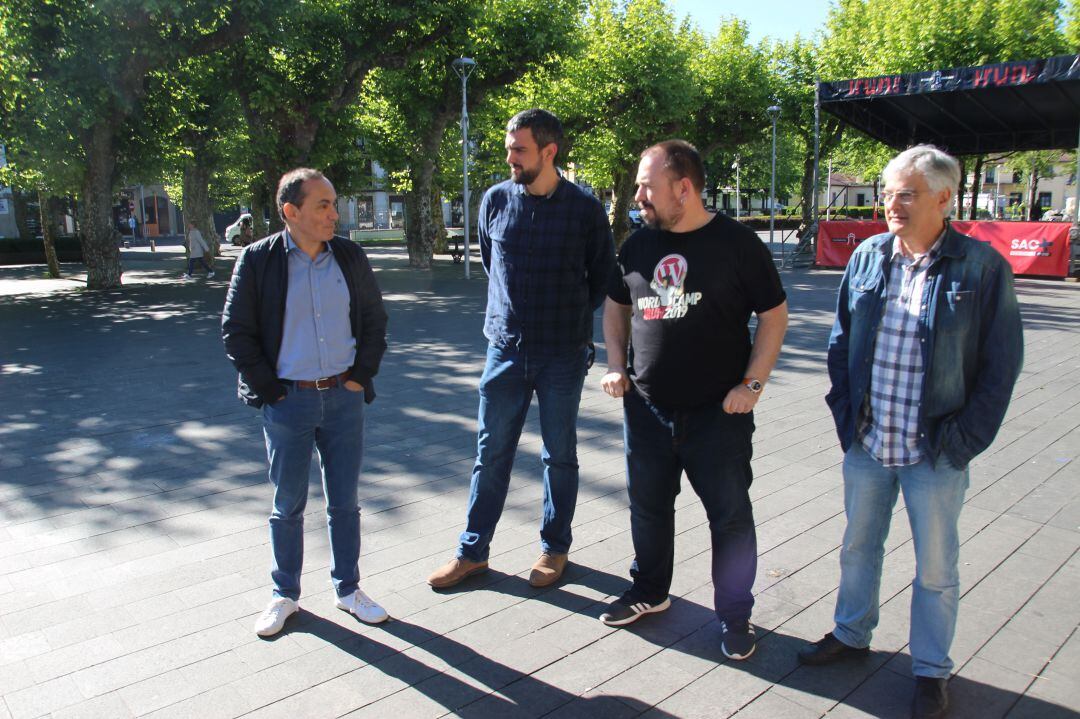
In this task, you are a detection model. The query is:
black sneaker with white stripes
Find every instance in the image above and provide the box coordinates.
[599,595,671,626]
[720,620,756,660]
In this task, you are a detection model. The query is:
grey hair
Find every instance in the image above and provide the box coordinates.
[883,144,961,216]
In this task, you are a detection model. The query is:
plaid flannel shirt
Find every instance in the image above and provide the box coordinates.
[478,178,615,356]
[857,234,944,467]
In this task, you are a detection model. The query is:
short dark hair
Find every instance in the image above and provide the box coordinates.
[276,168,327,221]
[506,109,564,160]
[642,140,706,193]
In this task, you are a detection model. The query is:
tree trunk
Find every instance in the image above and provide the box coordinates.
[183,157,219,258]
[406,161,438,268]
[794,120,844,253]
[968,155,983,220]
[36,188,62,278]
[955,156,967,218]
[250,181,270,239]
[406,114,453,268]
[1027,161,1039,221]
[78,123,122,289]
[262,168,286,234]
[431,186,448,255]
[611,168,635,248]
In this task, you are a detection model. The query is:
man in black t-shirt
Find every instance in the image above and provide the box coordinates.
[600,140,788,661]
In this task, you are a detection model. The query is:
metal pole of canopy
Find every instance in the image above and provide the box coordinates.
[812,81,821,232]
[1073,124,1080,276]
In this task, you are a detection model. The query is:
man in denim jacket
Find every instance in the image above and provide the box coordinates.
[799,145,1023,719]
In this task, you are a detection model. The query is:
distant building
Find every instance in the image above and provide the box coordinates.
[820,173,877,216]
[965,156,1077,220]
[119,185,180,237]
[0,146,18,239]
[336,161,407,231]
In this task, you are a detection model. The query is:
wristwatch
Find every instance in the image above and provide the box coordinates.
[743,378,763,394]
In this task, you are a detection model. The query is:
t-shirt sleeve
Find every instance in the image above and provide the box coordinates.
[607,244,632,305]
[744,236,787,313]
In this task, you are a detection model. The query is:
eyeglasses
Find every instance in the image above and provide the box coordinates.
[881,190,919,204]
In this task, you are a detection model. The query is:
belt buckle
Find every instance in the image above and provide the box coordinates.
[314,376,332,391]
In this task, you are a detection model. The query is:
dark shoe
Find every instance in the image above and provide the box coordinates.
[599,595,671,626]
[427,557,488,589]
[721,620,757,660]
[797,632,870,665]
[528,552,568,587]
[912,677,949,719]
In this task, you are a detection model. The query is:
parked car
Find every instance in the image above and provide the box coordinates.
[628,206,643,227]
[226,213,253,246]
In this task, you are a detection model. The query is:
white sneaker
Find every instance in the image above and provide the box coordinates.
[253,596,298,636]
[182,273,193,280]
[335,589,388,624]
[207,271,216,279]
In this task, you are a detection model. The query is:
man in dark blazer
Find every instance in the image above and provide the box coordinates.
[222,168,388,637]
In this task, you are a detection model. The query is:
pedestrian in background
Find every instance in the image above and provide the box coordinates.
[184,220,214,279]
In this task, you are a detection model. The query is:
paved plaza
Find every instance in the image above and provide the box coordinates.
[0,241,1078,719]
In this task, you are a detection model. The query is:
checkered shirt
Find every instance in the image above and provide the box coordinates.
[478,178,614,355]
[857,234,943,467]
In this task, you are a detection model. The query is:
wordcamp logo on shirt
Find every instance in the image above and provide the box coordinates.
[1009,237,1053,257]
[637,254,702,320]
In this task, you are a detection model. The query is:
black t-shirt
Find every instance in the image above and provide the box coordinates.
[607,213,786,410]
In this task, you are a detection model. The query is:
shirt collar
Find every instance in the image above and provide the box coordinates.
[283,229,333,255]
[890,225,946,265]
[513,172,565,200]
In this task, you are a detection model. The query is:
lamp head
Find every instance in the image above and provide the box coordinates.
[767,105,781,120]
[451,57,477,79]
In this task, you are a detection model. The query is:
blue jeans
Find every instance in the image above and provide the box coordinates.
[834,444,969,678]
[622,389,757,623]
[261,383,365,600]
[186,256,212,275]
[457,344,589,562]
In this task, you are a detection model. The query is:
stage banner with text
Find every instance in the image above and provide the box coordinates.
[816,220,1071,277]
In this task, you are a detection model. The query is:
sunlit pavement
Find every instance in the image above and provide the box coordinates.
[0,244,1077,718]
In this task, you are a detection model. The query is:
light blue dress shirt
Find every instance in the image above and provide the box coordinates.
[276,231,356,381]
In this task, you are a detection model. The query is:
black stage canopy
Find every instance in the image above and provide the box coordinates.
[818,54,1080,155]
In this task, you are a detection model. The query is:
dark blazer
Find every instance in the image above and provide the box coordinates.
[221,232,388,408]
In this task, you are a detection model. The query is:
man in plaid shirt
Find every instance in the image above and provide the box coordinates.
[428,109,615,590]
[800,145,1023,719]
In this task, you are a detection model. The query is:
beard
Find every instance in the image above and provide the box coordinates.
[510,163,541,185]
[641,203,683,231]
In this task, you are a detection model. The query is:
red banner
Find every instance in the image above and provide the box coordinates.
[816,220,1072,277]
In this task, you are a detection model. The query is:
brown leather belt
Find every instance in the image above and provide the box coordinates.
[285,370,351,391]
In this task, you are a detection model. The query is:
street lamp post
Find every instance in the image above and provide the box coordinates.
[451,57,477,278]
[767,104,781,246]
[996,162,1003,219]
[731,157,740,221]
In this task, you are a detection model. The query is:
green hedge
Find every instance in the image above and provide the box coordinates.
[0,236,84,265]
[822,206,883,220]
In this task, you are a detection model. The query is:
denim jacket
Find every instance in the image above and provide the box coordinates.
[825,224,1023,469]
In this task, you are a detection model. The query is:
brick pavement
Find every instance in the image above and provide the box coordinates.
[0,242,1077,718]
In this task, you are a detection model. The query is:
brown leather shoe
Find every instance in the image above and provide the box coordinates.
[529,553,568,587]
[427,557,488,589]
